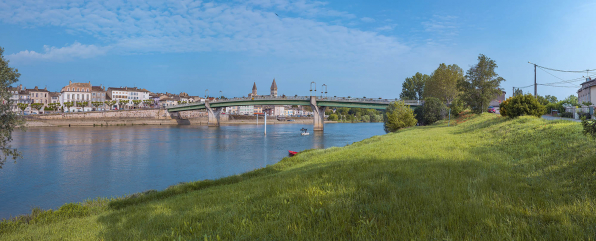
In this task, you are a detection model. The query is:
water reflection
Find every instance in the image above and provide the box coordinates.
[0,123,384,219]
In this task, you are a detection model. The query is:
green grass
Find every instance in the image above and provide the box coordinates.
[2,113,595,240]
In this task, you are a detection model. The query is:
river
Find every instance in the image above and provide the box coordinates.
[0,123,385,219]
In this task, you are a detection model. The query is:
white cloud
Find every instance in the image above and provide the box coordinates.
[8,42,109,63]
[421,15,459,42]
[360,17,375,23]
[376,24,396,32]
[0,0,407,62]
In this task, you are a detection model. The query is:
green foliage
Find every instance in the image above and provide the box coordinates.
[459,54,506,113]
[581,118,596,139]
[559,112,573,118]
[581,101,593,106]
[91,102,104,108]
[499,94,546,118]
[47,103,60,111]
[562,95,578,106]
[424,63,463,103]
[63,102,74,109]
[383,100,417,133]
[535,95,549,105]
[0,47,23,168]
[143,100,153,107]
[449,97,466,117]
[328,113,338,121]
[31,103,44,111]
[421,97,446,125]
[17,103,28,112]
[545,102,564,114]
[513,88,524,97]
[544,95,558,103]
[400,72,429,100]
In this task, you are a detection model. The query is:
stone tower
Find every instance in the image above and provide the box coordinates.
[270,78,278,97]
[252,82,257,97]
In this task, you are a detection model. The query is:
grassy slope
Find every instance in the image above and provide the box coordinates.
[2,113,596,240]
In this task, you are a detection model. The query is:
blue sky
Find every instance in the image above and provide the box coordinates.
[1,0,594,99]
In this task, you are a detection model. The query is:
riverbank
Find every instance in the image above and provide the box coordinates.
[2,113,595,239]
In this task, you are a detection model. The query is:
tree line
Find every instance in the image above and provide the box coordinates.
[385,54,506,132]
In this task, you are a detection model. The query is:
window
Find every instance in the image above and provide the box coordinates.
[68,88,70,91]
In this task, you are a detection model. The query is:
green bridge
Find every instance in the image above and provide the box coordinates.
[166,96,422,132]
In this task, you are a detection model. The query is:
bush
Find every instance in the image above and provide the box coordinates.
[422,97,446,125]
[328,114,338,121]
[499,94,546,118]
[449,97,466,117]
[559,112,573,118]
[581,118,596,139]
[545,102,564,114]
[413,107,424,125]
[383,101,417,133]
[579,113,592,120]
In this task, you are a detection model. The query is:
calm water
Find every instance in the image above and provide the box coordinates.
[0,123,384,219]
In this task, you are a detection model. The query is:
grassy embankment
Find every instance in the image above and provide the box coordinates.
[1,113,595,240]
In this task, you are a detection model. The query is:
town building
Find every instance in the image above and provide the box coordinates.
[225,106,239,114]
[248,82,257,98]
[578,77,596,105]
[49,92,61,104]
[489,90,507,106]
[274,106,285,116]
[91,85,107,103]
[60,81,93,107]
[254,106,263,114]
[27,86,50,106]
[7,85,22,112]
[239,106,254,115]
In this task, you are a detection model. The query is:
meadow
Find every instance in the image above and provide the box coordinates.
[1,113,595,240]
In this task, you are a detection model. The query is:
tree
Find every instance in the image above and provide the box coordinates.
[91,101,104,110]
[458,54,506,113]
[0,47,24,168]
[118,100,129,110]
[536,95,549,106]
[424,63,463,103]
[422,97,446,125]
[383,101,417,133]
[562,95,578,106]
[17,103,28,114]
[31,103,44,113]
[63,101,74,112]
[105,100,116,110]
[499,94,546,118]
[328,113,338,121]
[132,100,142,108]
[143,100,153,108]
[400,72,429,100]
[513,88,524,97]
[582,101,593,106]
[544,95,558,103]
[48,103,60,112]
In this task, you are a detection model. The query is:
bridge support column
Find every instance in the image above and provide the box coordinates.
[310,96,326,132]
[205,102,223,127]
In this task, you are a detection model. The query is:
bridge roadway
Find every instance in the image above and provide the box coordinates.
[166,96,422,131]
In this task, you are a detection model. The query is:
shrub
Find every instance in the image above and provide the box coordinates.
[559,112,573,118]
[579,113,592,120]
[328,114,338,121]
[413,107,424,125]
[545,102,564,114]
[383,101,417,133]
[449,97,466,117]
[499,94,546,118]
[422,97,446,124]
[581,118,596,139]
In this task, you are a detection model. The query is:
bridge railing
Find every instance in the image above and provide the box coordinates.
[167,96,423,109]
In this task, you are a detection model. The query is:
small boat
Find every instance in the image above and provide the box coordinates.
[300,128,310,136]
[288,150,298,156]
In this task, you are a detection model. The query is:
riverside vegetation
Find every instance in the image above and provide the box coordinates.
[1,113,596,240]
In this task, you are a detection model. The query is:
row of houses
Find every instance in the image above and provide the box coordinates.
[7,78,314,117]
[7,80,207,114]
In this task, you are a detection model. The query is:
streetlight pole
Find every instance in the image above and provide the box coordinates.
[205,89,209,100]
[310,82,317,97]
[219,90,222,100]
[322,84,327,98]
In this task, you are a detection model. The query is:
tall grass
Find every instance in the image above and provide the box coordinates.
[1,113,595,240]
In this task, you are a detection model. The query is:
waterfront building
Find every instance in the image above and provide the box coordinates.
[91,85,107,103]
[60,81,92,107]
[27,86,50,106]
[248,82,257,98]
[225,106,239,114]
[274,106,285,116]
[239,106,254,115]
[7,85,21,112]
[254,106,263,114]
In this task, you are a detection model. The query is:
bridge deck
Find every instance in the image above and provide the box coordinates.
[166,96,421,112]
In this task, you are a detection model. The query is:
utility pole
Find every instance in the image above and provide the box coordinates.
[512,87,514,97]
[534,63,537,96]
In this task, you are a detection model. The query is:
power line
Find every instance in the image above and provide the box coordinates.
[529,62,596,73]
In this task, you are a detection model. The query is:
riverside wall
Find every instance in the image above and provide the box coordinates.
[22,109,326,127]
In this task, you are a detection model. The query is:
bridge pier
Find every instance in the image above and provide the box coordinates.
[205,102,223,127]
[310,96,326,132]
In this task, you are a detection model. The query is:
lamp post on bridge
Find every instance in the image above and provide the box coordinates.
[219,90,222,100]
[310,82,316,97]
[205,89,209,100]
[321,84,327,99]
